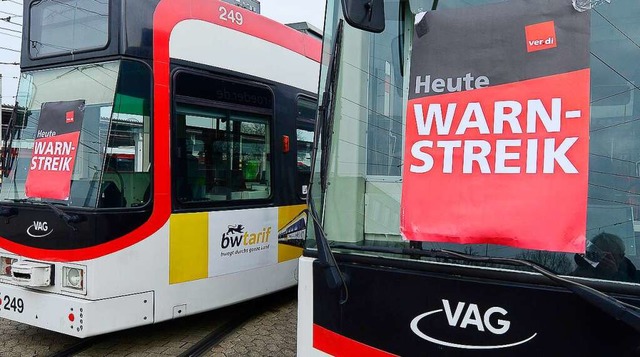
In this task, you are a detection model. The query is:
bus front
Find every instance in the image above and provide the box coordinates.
[299,0,640,355]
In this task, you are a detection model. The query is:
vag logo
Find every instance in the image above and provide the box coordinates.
[221,224,272,249]
[410,299,537,349]
[27,221,53,238]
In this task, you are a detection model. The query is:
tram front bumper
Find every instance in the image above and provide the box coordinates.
[0,283,154,337]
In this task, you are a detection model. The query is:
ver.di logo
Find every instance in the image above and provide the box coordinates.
[410,299,537,350]
[27,221,53,238]
[525,20,557,53]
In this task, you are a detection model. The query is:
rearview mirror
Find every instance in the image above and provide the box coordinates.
[341,0,386,33]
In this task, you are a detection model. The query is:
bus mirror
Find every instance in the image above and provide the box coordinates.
[341,0,386,33]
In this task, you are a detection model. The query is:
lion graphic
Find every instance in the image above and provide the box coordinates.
[226,224,245,235]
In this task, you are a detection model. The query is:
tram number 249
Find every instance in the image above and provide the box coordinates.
[219,6,244,26]
[1,294,24,313]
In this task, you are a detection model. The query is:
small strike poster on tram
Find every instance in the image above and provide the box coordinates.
[25,100,85,201]
[401,0,590,253]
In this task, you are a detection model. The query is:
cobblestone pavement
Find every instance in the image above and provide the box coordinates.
[206,290,297,357]
[0,319,77,356]
[0,288,297,357]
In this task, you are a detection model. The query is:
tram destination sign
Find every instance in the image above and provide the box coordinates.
[401,0,590,252]
[25,100,85,201]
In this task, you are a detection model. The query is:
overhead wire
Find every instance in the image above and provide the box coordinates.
[0,25,20,33]
[0,0,22,5]
[50,0,107,17]
[591,87,635,105]
[0,15,21,23]
[0,30,20,39]
[590,116,640,133]
[0,10,21,17]
[595,9,640,52]
[0,45,19,52]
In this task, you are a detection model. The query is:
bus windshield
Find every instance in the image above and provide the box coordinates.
[312,0,640,287]
[0,60,152,209]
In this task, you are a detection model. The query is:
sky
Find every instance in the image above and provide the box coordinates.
[0,0,326,105]
[0,0,22,106]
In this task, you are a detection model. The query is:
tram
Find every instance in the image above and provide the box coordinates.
[298,0,640,355]
[0,0,320,337]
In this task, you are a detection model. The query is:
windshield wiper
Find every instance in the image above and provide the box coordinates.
[306,20,349,304]
[318,20,344,194]
[329,243,640,333]
[308,200,346,294]
[1,103,19,178]
[10,198,83,230]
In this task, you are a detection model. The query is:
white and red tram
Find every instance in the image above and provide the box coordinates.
[0,0,320,337]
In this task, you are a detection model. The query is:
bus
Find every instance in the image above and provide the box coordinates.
[298,0,640,355]
[0,0,320,337]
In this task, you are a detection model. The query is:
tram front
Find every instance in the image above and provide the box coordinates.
[1,58,152,250]
[0,0,158,336]
[0,0,320,338]
[299,0,640,355]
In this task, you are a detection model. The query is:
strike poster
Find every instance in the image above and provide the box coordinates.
[401,0,590,253]
[25,100,85,201]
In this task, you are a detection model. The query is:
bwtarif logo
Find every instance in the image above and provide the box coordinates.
[525,20,557,52]
[220,224,272,250]
[209,208,279,277]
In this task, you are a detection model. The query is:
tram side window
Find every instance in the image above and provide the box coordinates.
[173,72,273,206]
[174,104,271,204]
[296,98,317,198]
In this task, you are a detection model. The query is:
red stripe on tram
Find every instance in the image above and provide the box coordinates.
[313,324,399,357]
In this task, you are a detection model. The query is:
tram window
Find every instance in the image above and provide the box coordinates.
[297,98,317,198]
[172,72,273,206]
[98,61,152,209]
[0,60,152,209]
[317,0,640,286]
[174,104,271,204]
[29,0,109,58]
[359,0,404,178]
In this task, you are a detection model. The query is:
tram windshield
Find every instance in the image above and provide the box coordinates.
[310,0,640,286]
[0,60,152,209]
[29,0,109,58]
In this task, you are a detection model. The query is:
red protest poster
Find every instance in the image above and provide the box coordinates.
[400,0,590,253]
[25,100,85,201]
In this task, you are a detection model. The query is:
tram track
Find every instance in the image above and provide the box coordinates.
[42,287,296,357]
[181,288,297,356]
[45,306,255,357]
[177,303,261,357]
[49,308,255,357]
[48,336,103,357]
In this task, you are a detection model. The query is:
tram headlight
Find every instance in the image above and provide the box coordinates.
[0,256,17,277]
[62,266,85,290]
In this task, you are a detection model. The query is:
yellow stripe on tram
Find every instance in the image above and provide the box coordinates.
[169,213,209,284]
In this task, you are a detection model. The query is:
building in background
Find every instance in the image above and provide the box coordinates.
[1,105,9,137]
[286,22,323,41]
[221,0,260,13]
